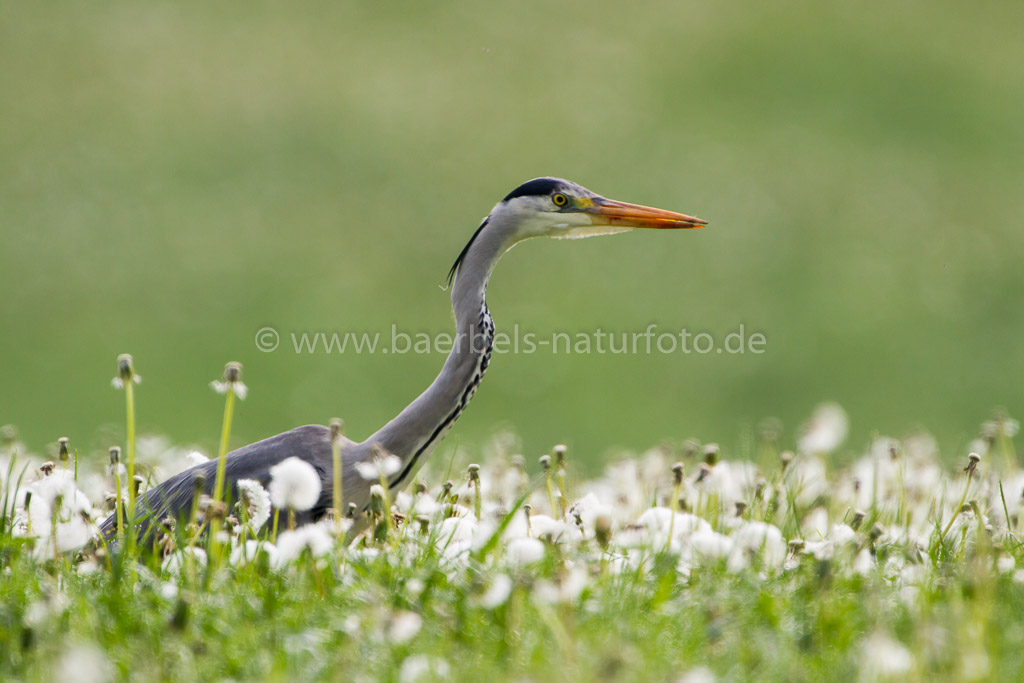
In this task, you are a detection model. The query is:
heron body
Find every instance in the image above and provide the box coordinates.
[101,177,705,539]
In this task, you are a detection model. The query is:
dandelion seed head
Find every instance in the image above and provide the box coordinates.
[399,654,449,683]
[532,566,588,605]
[355,453,402,481]
[686,529,733,565]
[55,643,112,683]
[527,514,569,540]
[478,573,513,609]
[185,450,209,467]
[387,610,423,644]
[677,667,716,683]
[162,547,208,575]
[111,354,141,389]
[505,536,545,567]
[798,402,848,455]
[237,478,272,530]
[860,632,913,678]
[210,380,248,400]
[728,521,786,572]
[277,525,333,563]
[268,457,321,511]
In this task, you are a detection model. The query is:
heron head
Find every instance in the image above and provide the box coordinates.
[447,177,707,286]
[494,177,706,241]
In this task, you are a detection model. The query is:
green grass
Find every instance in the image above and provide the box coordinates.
[1,369,1022,681]
[4,538,1023,682]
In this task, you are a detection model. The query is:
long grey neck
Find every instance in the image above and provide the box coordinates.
[364,223,510,490]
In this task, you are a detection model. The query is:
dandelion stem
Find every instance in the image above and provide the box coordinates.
[469,464,482,521]
[378,474,396,540]
[540,455,558,518]
[112,459,124,546]
[330,419,344,525]
[213,388,236,506]
[554,445,569,518]
[125,378,137,509]
[998,482,1015,542]
[941,456,979,542]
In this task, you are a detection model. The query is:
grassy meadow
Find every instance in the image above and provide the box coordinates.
[1,0,1023,681]
[1,0,1022,464]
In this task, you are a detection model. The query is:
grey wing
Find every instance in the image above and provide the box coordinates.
[99,424,339,544]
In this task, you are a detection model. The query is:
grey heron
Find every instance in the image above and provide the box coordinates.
[101,177,705,540]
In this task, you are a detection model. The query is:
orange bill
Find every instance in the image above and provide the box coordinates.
[582,197,707,229]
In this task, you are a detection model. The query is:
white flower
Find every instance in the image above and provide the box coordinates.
[632,507,712,551]
[405,578,425,600]
[354,453,402,481]
[162,547,208,575]
[686,529,733,562]
[331,517,354,536]
[24,592,69,628]
[210,379,248,399]
[436,516,476,564]
[230,539,280,567]
[24,470,95,556]
[437,515,477,545]
[396,491,440,517]
[787,455,829,508]
[532,566,589,605]
[268,457,321,511]
[568,492,613,532]
[801,507,829,539]
[982,416,1019,439]
[860,632,913,679]
[276,524,333,564]
[830,524,857,547]
[399,655,450,683]
[76,559,101,576]
[728,522,786,572]
[237,478,272,530]
[55,643,112,683]
[505,536,545,567]
[853,549,875,575]
[677,667,716,683]
[185,450,209,467]
[527,514,568,540]
[387,610,422,644]
[477,574,513,609]
[798,403,848,454]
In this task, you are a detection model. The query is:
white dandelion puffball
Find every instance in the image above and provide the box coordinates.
[478,574,513,609]
[388,611,423,644]
[399,655,450,683]
[236,478,272,529]
[268,457,322,511]
[354,453,402,481]
[505,536,545,567]
[798,402,848,454]
[276,524,333,564]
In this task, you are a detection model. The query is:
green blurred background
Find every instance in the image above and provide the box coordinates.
[1,0,1021,467]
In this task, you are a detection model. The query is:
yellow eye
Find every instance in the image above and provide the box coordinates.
[552,193,568,207]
